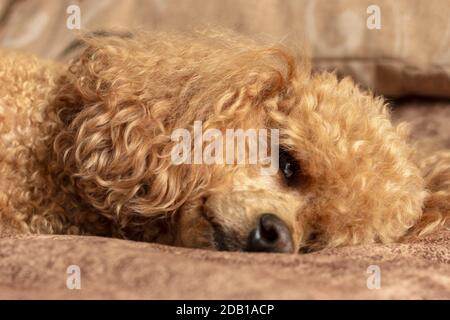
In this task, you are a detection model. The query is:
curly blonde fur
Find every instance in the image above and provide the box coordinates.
[0,31,449,252]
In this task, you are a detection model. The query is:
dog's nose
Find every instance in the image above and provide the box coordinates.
[247,213,294,253]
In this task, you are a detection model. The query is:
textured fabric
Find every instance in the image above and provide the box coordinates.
[0,230,449,299]
[392,101,450,150]
[0,0,449,97]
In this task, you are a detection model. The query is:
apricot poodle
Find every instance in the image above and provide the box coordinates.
[0,31,449,253]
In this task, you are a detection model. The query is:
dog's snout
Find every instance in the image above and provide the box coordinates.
[247,214,294,253]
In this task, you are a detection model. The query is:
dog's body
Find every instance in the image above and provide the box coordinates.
[1,31,449,253]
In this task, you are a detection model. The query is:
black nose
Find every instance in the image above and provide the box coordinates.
[247,214,294,253]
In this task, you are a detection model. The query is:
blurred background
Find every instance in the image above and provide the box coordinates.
[1,0,449,146]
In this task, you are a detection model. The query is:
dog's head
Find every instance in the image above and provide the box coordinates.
[174,72,427,253]
[53,32,426,253]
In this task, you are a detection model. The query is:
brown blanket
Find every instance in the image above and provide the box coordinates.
[1,230,449,299]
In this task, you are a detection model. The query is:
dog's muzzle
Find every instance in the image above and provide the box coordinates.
[246,213,294,253]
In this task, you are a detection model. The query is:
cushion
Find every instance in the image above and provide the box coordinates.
[0,0,449,97]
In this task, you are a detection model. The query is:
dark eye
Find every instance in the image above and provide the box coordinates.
[279,149,300,184]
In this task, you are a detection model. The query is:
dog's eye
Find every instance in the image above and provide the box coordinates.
[279,149,300,184]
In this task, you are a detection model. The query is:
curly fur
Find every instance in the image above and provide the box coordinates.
[0,31,449,252]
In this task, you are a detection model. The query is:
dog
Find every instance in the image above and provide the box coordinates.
[1,31,449,253]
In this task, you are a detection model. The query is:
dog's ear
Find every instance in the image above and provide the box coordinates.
[52,35,207,232]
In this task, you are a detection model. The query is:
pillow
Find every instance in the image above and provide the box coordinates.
[0,0,449,97]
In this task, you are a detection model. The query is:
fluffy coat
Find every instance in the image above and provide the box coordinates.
[0,31,449,252]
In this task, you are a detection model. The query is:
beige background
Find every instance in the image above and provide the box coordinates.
[1,0,450,97]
